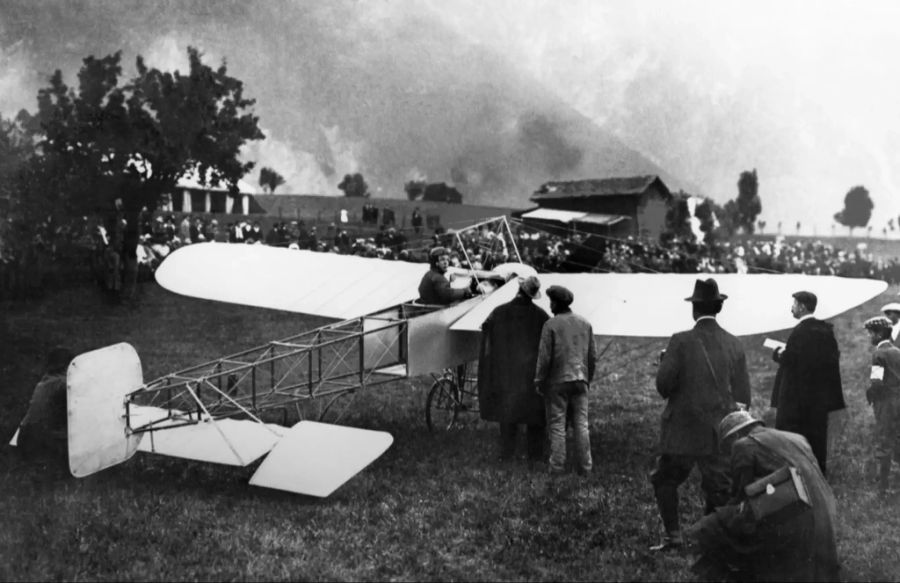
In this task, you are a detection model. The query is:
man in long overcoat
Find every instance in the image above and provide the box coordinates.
[651,278,751,551]
[687,410,840,582]
[478,276,549,461]
[770,290,845,476]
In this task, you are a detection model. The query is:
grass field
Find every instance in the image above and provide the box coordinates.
[2,280,900,581]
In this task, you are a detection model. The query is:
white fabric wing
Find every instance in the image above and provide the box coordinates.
[155,243,428,319]
[451,273,887,337]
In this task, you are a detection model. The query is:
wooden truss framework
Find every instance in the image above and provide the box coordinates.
[126,215,522,436]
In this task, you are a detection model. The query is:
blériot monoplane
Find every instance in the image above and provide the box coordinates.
[10,217,888,497]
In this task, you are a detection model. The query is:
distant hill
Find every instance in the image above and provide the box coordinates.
[0,0,689,207]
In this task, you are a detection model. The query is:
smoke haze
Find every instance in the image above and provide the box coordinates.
[1,0,897,231]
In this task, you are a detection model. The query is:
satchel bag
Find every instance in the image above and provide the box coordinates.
[743,465,811,523]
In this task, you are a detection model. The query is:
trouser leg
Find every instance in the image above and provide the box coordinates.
[545,387,568,473]
[651,454,693,535]
[525,424,545,461]
[499,423,517,460]
[878,456,892,493]
[805,416,829,477]
[569,382,592,474]
[697,453,732,513]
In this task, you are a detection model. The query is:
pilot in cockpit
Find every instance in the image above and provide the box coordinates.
[418,247,476,305]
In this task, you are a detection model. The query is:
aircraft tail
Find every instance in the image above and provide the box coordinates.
[67,342,144,477]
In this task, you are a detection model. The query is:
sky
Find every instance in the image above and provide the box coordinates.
[422,0,900,234]
[1,0,898,235]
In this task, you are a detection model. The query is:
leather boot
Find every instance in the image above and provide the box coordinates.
[651,485,682,551]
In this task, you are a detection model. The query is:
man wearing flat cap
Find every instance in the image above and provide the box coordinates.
[863,316,900,494]
[770,290,845,476]
[418,246,474,305]
[534,285,597,476]
[880,302,900,346]
[650,278,750,551]
[478,275,549,462]
[685,410,839,581]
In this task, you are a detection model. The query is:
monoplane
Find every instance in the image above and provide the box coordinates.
[11,216,888,497]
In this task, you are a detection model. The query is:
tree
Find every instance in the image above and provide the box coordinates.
[259,166,286,193]
[694,198,728,243]
[664,192,692,238]
[834,185,873,236]
[338,173,369,197]
[24,47,264,219]
[735,169,762,234]
[404,180,425,201]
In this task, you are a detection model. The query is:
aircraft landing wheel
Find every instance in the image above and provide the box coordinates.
[426,377,461,432]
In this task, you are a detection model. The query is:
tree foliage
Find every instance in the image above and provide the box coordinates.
[16,47,263,220]
[834,185,873,234]
[338,173,369,197]
[663,192,693,239]
[404,180,425,201]
[259,166,286,194]
[735,169,762,234]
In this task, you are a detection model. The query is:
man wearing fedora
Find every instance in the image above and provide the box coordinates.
[769,290,845,476]
[651,278,751,551]
[534,285,597,476]
[478,276,550,462]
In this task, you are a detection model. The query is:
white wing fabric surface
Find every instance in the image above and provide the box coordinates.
[157,244,887,337]
[155,243,427,319]
[451,273,887,337]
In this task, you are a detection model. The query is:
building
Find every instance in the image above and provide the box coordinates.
[524,175,672,240]
[160,168,265,215]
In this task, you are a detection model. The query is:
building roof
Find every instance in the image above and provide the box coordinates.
[530,175,670,201]
[177,167,256,194]
[520,208,629,226]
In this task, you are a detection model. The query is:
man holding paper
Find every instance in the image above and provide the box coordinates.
[770,291,845,476]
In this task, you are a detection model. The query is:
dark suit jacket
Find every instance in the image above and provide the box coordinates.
[656,318,751,456]
[770,317,845,429]
[477,295,549,425]
[417,268,468,305]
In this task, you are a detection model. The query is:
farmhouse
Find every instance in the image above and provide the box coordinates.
[524,175,672,240]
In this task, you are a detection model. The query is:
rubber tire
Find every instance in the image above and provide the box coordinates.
[426,378,460,432]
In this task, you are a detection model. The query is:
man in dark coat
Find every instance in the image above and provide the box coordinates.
[478,276,549,461]
[651,278,751,551]
[770,290,845,476]
[686,410,840,582]
[17,346,75,468]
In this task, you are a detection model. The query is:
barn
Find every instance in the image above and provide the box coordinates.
[523,175,672,240]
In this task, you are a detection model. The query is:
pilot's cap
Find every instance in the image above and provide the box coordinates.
[429,246,448,261]
[864,315,893,333]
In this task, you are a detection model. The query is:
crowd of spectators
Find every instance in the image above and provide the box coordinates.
[587,234,900,283]
[5,211,900,301]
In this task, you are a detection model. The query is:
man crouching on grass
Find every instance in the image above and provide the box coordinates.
[16,346,74,470]
[685,410,839,582]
